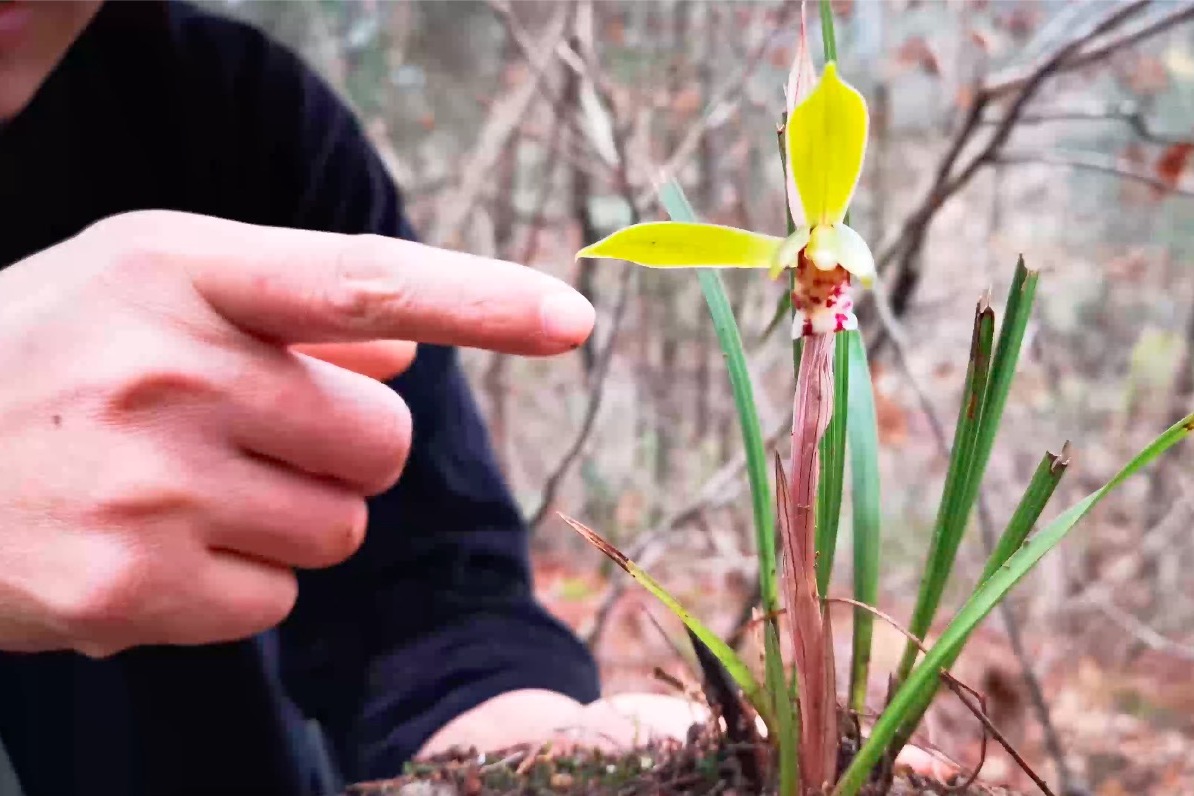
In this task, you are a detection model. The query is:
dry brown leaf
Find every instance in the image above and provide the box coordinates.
[831,0,855,20]
[894,35,941,76]
[1120,54,1170,96]
[967,27,992,54]
[669,85,702,118]
[1153,141,1194,195]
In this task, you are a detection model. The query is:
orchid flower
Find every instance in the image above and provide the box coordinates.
[576,61,873,339]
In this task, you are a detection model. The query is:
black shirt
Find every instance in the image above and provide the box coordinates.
[0,3,599,795]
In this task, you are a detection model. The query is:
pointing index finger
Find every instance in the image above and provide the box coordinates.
[172,214,594,355]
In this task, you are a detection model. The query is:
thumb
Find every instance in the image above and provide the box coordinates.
[143,212,595,355]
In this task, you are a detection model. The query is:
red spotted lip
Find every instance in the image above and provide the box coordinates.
[0,1,34,47]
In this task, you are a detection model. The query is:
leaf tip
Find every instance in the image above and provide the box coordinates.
[1052,440,1074,471]
[559,513,632,573]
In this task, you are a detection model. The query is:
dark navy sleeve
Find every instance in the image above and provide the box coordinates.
[171,9,601,782]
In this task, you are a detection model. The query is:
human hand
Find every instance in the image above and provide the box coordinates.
[291,339,417,381]
[420,690,959,781]
[0,210,594,657]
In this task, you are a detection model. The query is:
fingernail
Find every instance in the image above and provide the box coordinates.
[540,291,595,345]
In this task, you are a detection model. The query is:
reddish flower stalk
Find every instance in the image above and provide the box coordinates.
[780,330,839,793]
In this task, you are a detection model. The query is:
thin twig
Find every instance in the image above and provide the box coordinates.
[581,411,791,646]
[867,0,1184,328]
[527,7,645,530]
[1084,591,1194,663]
[826,598,1054,796]
[527,266,633,530]
[430,4,571,246]
[986,0,1194,100]
[636,1,797,208]
[995,149,1194,199]
[991,104,1194,147]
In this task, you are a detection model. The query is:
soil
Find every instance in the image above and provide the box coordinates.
[344,722,1023,796]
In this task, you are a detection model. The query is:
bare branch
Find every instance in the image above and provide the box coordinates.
[995,149,1194,199]
[581,410,792,647]
[991,103,1194,147]
[987,1,1194,100]
[1085,592,1194,663]
[868,0,1192,326]
[429,4,570,246]
[527,266,634,530]
[637,1,796,208]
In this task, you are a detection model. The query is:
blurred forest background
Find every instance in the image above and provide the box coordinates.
[210,1,1194,793]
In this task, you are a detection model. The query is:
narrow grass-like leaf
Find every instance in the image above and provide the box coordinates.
[886,443,1071,759]
[834,413,1194,796]
[964,258,1040,538]
[895,297,995,682]
[819,0,838,63]
[761,291,793,343]
[686,626,763,788]
[765,620,800,796]
[980,444,1069,584]
[561,514,777,729]
[816,335,850,595]
[658,181,780,619]
[844,330,880,713]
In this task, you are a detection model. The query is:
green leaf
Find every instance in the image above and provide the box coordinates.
[833,412,1194,796]
[895,298,996,682]
[965,258,1040,538]
[844,330,881,713]
[815,335,850,595]
[576,221,784,270]
[765,619,801,796]
[980,446,1069,584]
[658,181,781,619]
[819,0,838,63]
[760,291,793,344]
[886,444,1070,759]
[561,514,776,729]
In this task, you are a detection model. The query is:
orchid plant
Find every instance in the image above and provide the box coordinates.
[562,2,1194,795]
[576,62,872,340]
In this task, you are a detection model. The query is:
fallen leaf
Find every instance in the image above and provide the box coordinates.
[1119,54,1170,96]
[1153,141,1194,196]
[894,35,941,76]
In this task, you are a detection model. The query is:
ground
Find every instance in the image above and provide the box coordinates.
[531,552,1194,795]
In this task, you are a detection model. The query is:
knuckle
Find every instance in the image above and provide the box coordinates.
[85,460,196,525]
[326,234,409,331]
[97,365,220,422]
[56,542,151,638]
[86,212,176,273]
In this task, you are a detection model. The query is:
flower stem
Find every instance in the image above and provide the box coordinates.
[781,331,839,792]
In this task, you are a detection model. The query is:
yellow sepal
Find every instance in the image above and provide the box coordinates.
[576,222,783,270]
[785,61,869,226]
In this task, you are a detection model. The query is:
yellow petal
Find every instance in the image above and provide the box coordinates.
[785,61,869,226]
[835,223,875,285]
[769,227,811,280]
[807,224,840,271]
[575,222,783,269]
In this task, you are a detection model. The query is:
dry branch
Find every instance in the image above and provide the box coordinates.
[867,0,1194,328]
[430,4,570,246]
